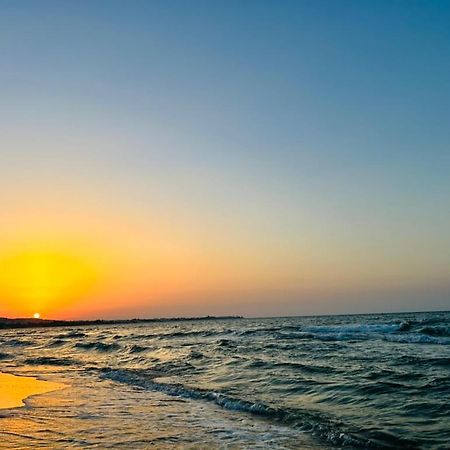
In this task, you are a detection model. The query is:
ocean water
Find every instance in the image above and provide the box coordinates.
[0,311,449,449]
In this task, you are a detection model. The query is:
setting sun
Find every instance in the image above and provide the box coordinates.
[0,247,99,317]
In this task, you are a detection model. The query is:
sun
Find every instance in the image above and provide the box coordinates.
[0,247,98,317]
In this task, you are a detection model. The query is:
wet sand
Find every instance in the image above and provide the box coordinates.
[0,372,66,409]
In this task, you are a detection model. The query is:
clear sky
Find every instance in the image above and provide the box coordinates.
[0,0,449,319]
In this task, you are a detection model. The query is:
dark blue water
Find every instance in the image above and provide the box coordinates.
[1,311,449,449]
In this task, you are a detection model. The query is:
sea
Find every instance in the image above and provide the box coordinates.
[0,311,449,449]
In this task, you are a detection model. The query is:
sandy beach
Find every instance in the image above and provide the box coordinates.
[0,372,65,410]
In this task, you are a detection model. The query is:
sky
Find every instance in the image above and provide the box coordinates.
[0,0,449,319]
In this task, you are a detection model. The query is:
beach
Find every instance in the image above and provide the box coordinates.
[0,312,449,449]
[0,372,65,409]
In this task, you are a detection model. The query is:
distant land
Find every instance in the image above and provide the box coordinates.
[0,316,243,330]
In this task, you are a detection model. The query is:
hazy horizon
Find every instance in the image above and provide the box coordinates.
[1,1,449,319]
[3,307,450,321]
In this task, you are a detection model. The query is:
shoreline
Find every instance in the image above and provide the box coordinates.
[0,372,66,410]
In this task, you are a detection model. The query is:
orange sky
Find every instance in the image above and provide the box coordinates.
[1,190,448,319]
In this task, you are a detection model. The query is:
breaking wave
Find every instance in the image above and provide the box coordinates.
[273,320,450,345]
[101,367,419,449]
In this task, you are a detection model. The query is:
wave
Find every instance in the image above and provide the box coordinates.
[23,356,79,366]
[100,368,419,449]
[128,344,149,353]
[62,331,87,339]
[127,329,224,341]
[189,350,205,359]
[5,338,36,347]
[246,358,337,374]
[239,326,285,336]
[215,338,236,347]
[277,329,376,342]
[48,338,67,347]
[75,341,120,352]
[128,333,159,340]
[396,355,450,367]
[419,326,450,337]
[382,334,450,345]
[273,320,450,345]
[305,323,402,334]
[415,315,449,326]
[160,329,219,339]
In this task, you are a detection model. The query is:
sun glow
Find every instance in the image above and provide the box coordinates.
[0,247,99,317]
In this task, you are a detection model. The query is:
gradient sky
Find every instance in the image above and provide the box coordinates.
[0,0,449,319]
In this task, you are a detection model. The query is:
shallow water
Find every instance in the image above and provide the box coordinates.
[0,311,449,449]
